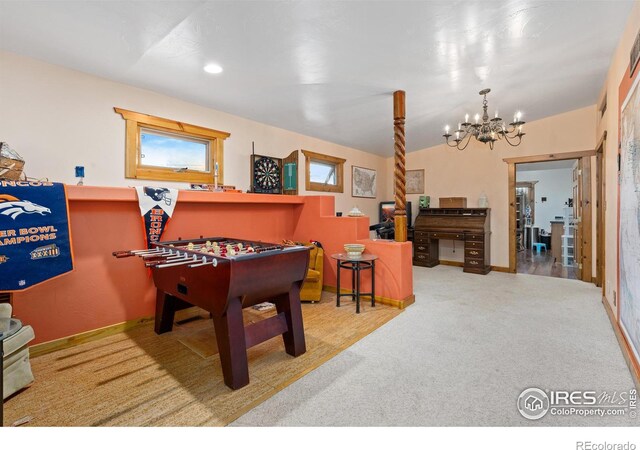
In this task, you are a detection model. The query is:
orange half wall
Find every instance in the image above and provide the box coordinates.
[11,186,413,344]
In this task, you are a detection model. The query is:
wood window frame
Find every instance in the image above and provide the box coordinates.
[114,108,230,183]
[301,149,345,193]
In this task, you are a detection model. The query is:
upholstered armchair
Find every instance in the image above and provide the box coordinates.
[300,244,324,302]
[1,303,35,399]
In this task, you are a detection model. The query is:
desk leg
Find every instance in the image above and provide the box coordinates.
[212,297,249,390]
[371,261,376,307]
[356,263,361,314]
[336,260,341,307]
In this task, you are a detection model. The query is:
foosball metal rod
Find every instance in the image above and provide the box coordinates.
[155,256,200,268]
[189,258,219,268]
[163,253,188,261]
[131,249,163,255]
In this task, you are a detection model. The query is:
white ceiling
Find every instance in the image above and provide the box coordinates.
[0,1,633,156]
[516,159,577,172]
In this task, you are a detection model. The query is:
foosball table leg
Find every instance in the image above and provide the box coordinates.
[212,297,250,390]
[155,290,177,334]
[155,291,193,334]
[275,286,307,357]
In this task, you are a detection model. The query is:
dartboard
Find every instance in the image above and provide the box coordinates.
[252,155,282,194]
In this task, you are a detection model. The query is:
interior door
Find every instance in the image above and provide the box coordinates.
[573,160,583,279]
[596,144,605,290]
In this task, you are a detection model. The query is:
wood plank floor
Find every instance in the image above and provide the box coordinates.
[516,248,577,279]
[3,292,401,426]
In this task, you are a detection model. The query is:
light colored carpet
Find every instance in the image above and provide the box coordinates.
[231,266,638,426]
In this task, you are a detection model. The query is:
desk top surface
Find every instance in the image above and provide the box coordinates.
[0,318,21,342]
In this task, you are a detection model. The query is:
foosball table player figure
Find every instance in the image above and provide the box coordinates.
[114,237,309,390]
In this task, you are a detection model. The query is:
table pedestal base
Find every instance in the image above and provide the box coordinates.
[335,257,376,314]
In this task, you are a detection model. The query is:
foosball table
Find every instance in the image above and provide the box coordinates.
[114,237,310,390]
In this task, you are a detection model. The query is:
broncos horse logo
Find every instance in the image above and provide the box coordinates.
[0,194,52,220]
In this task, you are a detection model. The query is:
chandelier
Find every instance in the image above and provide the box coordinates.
[443,88,525,150]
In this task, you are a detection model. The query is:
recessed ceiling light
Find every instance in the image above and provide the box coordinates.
[204,63,223,74]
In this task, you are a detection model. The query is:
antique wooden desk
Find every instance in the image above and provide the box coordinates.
[413,208,491,275]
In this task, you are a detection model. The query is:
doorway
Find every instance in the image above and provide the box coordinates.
[515,160,578,279]
[505,151,595,282]
[595,133,606,294]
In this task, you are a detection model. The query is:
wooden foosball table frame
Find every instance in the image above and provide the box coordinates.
[115,237,309,390]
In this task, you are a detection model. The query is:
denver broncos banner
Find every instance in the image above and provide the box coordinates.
[135,187,179,249]
[0,181,74,291]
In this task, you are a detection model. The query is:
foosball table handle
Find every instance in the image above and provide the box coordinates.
[112,250,135,258]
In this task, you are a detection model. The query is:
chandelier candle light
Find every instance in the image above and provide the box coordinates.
[443,88,526,150]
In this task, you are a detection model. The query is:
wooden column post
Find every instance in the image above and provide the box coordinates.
[393,90,407,242]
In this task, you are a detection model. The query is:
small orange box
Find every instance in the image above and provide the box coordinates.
[439,197,467,208]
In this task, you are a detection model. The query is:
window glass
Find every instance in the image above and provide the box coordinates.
[140,129,209,172]
[309,160,337,185]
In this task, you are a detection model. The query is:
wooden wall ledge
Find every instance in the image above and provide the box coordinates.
[65,185,306,204]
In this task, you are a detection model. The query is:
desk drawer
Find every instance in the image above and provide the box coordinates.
[464,257,485,268]
[413,253,430,263]
[428,232,463,240]
[465,248,483,259]
[464,240,484,249]
[414,244,430,254]
[465,233,484,242]
[414,231,429,240]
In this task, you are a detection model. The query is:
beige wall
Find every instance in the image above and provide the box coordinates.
[387,105,597,268]
[597,2,640,316]
[0,50,387,222]
[3,2,638,278]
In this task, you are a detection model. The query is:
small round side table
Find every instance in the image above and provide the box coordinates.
[331,253,378,314]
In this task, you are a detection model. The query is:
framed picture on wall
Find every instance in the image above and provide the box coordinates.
[379,201,412,226]
[406,169,425,194]
[619,72,640,372]
[352,165,377,198]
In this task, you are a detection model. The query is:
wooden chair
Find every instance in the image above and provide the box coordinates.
[300,244,324,303]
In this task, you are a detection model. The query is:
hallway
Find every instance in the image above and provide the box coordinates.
[517,248,578,280]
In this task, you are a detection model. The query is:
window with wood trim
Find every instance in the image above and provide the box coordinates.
[114,108,230,183]
[301,149,345,193]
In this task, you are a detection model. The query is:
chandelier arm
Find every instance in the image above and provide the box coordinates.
[444,139,460,148]
[502,133,523,147]
[444,135,459,147]
[456,133,473,151]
